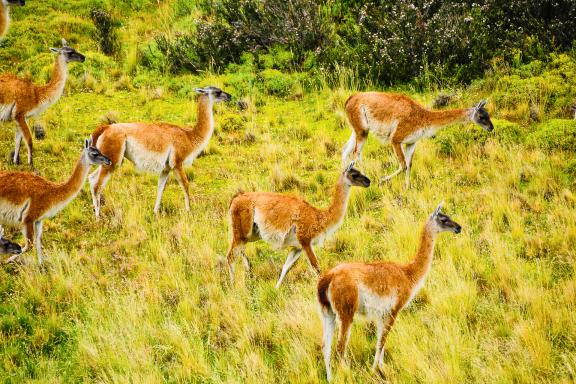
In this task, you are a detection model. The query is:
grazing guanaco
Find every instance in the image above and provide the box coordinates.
[317,203,461,381]
[0,226,21,256]
[0,38,85,167]
[227,162,371,288]
[0,138,111,264]
[0,0,24,41]
[89,86,232,218]
[342,92,494,188]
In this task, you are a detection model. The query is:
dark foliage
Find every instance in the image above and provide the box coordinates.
[91,8,121,56]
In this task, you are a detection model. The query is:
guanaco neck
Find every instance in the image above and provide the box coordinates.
[0,3,9,39]
[54,153,90,201]
[423,108,470,128]
[404,221,437,287]
[321,174,351,229]
[38,54,68,101]
[187,94,214,142]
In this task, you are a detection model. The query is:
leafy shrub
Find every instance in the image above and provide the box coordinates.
[526,119,576,151]
[90,8,121,56]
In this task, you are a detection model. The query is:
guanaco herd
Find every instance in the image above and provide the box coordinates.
[0,6,502,381]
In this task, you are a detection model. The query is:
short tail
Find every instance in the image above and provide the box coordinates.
[317,272,334,313]
[91,124,110,146]
[229,189,245,209]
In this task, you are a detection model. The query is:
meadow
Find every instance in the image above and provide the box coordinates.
[0,1,575,383]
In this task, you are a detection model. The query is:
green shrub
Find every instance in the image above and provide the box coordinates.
[90,8,121,56]
[526,119,576,151]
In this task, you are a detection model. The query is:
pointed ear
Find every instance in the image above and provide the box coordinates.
[84,138,89,149]
[477,99,487,109]
[88,136,93,147]
[344,160,355,173]
[61,38,69,47]
[432,201,444,217]
[0,227,4,238]
[49,47,60,53]
[194,87,206,94]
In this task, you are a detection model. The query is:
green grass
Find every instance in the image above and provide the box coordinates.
[0,1,575,383]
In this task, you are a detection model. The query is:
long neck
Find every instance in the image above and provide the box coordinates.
[40,54,68,98]
[405,221,437,286]
[55,154,90,200]
[0,3,9,39]
[321,175,352,228]
[188,94,214,140]
[424,108,470,128]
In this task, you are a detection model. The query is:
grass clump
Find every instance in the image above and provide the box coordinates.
[526,119,576,152]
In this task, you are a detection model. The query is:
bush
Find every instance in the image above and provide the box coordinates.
[90,8,121,56]
[526,119,576,151]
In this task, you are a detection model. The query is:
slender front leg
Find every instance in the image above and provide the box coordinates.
[13,129,22,165]
[301,242,320,274]
[34,221,44,264]
[15,115,33,167]
[7,220,36,263]
[174,166,191,211]
[376,308,400,371]
[403,142,416,189]
[381,141,406,183]
[154,170,170,214]
[275,249,302,288]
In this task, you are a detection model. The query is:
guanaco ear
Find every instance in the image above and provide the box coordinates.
[432,201,444,217]
[0,227,4,238]
[476,99,488,110]
[84,138,89,149]
[49,47,61,53]
[344,160,355,173]
[194,88,207,94]
[88,136,94,147]
[61,38,69,48]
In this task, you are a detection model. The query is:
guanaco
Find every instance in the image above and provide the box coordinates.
[0,138,111,264]
[0,0,24,41]
[0,38,85,167]
[89,86,232,218]
[317,203,461,381]
[0,226,21,256]
[342,93,494,188]
[227,162,371,288]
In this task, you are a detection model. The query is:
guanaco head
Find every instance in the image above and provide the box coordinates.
[0,228,21,255]
[50,38,86,63]
[82,138,112,166]
[470,100,493,132]
[429,202,461,234]
[4,0,25,6]
[194,86,232,103]
[343,161,371,188]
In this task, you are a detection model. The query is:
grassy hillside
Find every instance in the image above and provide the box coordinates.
[0,1,575,383]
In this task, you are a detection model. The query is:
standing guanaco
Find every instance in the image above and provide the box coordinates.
[0,138,111,264]
[0,0,24,41]
[317,203,461,381]
[227,162,371,288]
[0,38,85,167]
[342,92,494,188]
[89,86,232,218]
[0,226,21,256]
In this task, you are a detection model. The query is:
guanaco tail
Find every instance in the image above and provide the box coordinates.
[342,92,494,188]
[89,86,232,218]
[0,0,24,41]
[317,202,461,381]
[227,162,371,288]
[0,38,85,167]
[0,138,111,264]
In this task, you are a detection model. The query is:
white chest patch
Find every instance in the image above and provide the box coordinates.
[124,138,173,175]
[0,199,30,226]
[357,285,398,319]
[404,127,439,144]
[27,86,65,118]
[313,218,344,247]
[253,209,298,249]
[0,102,15,121]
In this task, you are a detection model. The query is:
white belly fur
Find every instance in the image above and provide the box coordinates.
[124,138,173,174]
[0,199,30,226]
[253,209,299,249]
[358,284,398,319]
[0,102,15,121]
[403,127,439,144]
